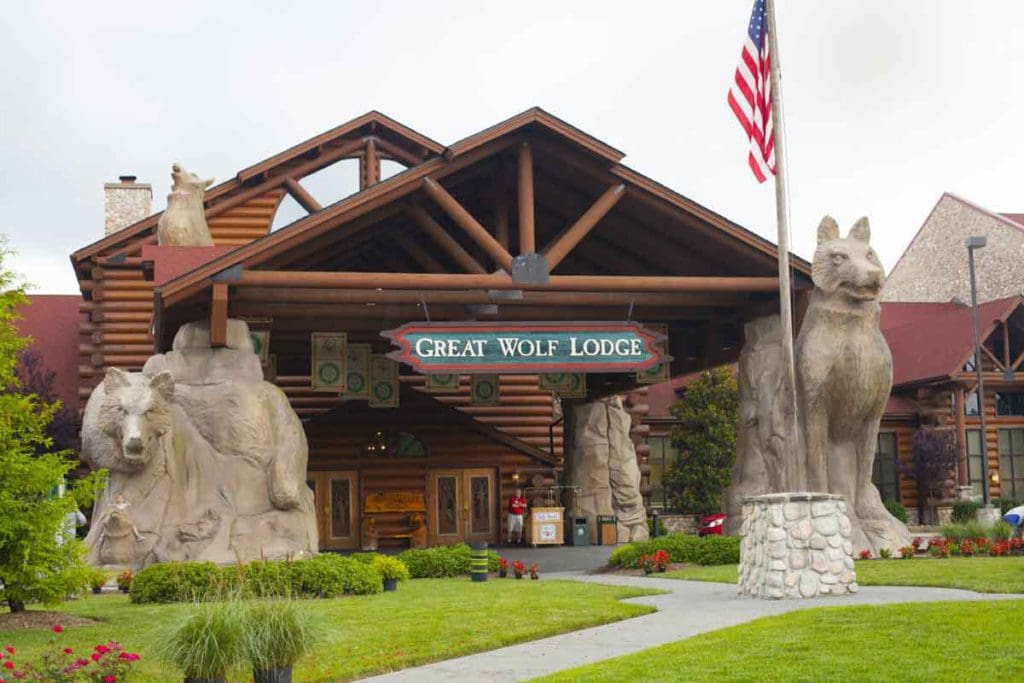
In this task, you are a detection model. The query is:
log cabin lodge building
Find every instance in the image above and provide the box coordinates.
[20,110,1024,546]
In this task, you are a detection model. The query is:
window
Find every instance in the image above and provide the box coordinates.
[872,432,900,502]
[965,392,980,416]
[996,392,1024,416]
[966,430,985,499]
[646,434,675,511]
[998,428,1024,500]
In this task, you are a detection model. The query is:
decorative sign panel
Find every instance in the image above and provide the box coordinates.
[636,323,671,384]
[311,332,347,392]
[368,355,399,408]
[249,329,270,366]
[425,374,460,393]
[470,374,500,406]
[343,344,371,399]
[381,321,668,374]
[538,372,572,392]
[556,373,587,399]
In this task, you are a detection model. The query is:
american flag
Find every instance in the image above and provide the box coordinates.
[728,0,775,183]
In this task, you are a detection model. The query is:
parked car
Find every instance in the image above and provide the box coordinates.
[698,513,726,536]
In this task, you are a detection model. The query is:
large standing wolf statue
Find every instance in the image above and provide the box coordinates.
[82,319,317,569]
[726,216,911,555]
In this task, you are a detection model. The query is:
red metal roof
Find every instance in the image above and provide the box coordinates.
[15,295,83,413]
[881,296,1023,387]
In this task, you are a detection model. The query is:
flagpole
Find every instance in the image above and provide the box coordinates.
[764,0,803,490]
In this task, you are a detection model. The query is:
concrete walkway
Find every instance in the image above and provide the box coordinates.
[363,573,1022,682]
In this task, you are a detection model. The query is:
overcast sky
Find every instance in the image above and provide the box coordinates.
[3,1,1023,294]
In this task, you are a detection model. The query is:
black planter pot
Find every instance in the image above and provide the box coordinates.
[92,587,102,594]
[383,578,398,592]
[184,677,225,683]
[253,666,292,683]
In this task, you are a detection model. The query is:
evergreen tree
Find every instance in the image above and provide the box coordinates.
[0,238,101,612]
[664,366,739,516]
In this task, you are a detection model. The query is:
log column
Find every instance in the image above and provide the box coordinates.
[953,386,970,489]
[517,143,535,255]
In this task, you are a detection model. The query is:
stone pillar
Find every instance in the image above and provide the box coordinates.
[738,493,857,599]
[104,175,153,234]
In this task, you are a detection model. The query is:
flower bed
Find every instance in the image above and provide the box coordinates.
[608,533,740,569]
[0,624,141,682]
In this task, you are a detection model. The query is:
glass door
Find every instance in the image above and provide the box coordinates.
[429,470,463,546]
[309,471,359,550]
[428,468,496,545]
[464,468,496,546]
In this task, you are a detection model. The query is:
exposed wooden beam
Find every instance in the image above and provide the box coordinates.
[406,205,488,274]
[234,269,778,293]
[518,142,536,254]
[360,138,381,190]
[981,344,1005,371]
[494,158,511,250]
[542,184,625,270]
[283,177,322,213]
[420,177,513,271]
[210,282,228,347]
[1004,322,1011,368]
[401,239,448,273]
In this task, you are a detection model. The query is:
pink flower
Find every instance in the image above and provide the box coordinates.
[2,662,12,670]
[103,676,116,683]
[52,625,64,633]
[63,648,73,655]
[95,645,109,654]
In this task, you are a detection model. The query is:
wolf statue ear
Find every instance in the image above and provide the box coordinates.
[849,217,871,243]
[817,216,840,243]
[148,371,175,401]
[202,177,215,190]
[104,367,130,389]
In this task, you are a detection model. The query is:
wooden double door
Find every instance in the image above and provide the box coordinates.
[308,471,360,550]
[428,468,497,546]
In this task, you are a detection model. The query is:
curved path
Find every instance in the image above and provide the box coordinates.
[363,572,1022,682]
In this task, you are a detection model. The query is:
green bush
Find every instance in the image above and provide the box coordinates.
[130,561,224,604]
[397,544,499,578]
[348,552,378,565]
[994,497,1022,516]
[608,533,740,568]
[941,520,987,544]
[372,555,410,583]
[230,559,292,599]
[884,500,909,524]
[951,501,980,524]
[289,554,381,597]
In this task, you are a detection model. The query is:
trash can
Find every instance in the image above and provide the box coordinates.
[597,515,618,545]
[470,541,489,582]
[566,516,590,546]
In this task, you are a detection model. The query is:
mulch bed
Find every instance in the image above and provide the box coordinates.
[592,562,698,576]
[0,611,98,632]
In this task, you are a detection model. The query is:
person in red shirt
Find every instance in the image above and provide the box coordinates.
[507,488,527,544]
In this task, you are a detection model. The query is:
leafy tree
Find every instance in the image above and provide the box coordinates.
[0,238,101,612]
[664,366,739,516]
[903,428,958,524]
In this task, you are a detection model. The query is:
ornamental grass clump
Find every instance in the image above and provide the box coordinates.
[156,600,247,682]
[242,599,319,682]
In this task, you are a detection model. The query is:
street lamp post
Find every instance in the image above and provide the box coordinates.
[966,236,993,509]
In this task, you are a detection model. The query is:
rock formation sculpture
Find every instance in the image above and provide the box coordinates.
[568,396,649,543]
[156,163,215,246]
[729,216,911,554]
[81,319,317,569]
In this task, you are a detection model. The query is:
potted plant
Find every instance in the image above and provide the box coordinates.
[157,601,245,683]
[497,558,509,578]
[512,560,526,579]
[90,569,109,594]
[372,555,410,592]
[529,564,540,580]
[117,570,134,593]
[639,553,655,575]
[243,599,317,683]
[653,549,670,573]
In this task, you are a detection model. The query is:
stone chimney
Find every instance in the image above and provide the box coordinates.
[104,175,153,235]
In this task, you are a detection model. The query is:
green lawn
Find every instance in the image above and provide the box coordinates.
[1,579,660,682]
[662,557,1024,593]
[535,599,1024,682]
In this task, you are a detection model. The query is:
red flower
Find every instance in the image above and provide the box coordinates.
[90,653,102,662]
[95,645,109,654]
[103,676,116,683]
[3,662,12,670]
[52,625,64,633]
[63,648,73,655]
[75,659,89,667]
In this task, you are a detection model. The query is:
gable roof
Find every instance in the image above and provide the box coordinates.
[71,111,443,264]
[157,106,811,309]
[304,383,558,465]
[881,296,1023,386]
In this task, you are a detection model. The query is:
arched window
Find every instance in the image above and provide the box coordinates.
[364,430,428,458]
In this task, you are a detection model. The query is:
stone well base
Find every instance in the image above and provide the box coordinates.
[738,492,857,599]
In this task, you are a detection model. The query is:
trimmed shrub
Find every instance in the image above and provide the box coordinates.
[289,554,381,597]
[373,555,411,583]
[130,561,223,604]
[884,500,909,524]
[397,544,499,578]
[951,501,980,524]
[607,533,739,568]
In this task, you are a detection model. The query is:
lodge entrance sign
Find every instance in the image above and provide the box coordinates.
[382,321,668,374]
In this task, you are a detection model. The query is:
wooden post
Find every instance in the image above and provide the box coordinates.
[406,206,488,274]
[542,184,625,270]
[494,159,510,250]
[518,143,535,254]
[954,386,969,487]
[210,282,228,348]
[420,177,513,271]
[1004,322,1011,368]
[360,138,381,190]
[283,177,322,213]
